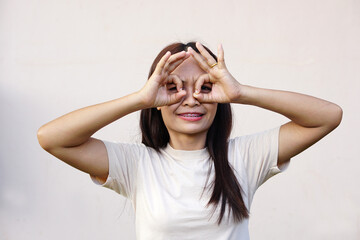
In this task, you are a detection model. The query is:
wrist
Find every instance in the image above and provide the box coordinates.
[233,84,253,104]
[135,89,154,109]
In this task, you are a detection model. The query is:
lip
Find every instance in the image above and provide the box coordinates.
[177,112,204,122]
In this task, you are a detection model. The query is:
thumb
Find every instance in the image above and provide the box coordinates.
[168,89,186,105]
[193,90,212,103]
[193,74,211,103]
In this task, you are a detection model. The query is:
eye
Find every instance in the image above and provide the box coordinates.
[166,83,177,92]
[201,84,212,93]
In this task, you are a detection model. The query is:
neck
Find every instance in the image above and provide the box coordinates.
[168,132,207,150]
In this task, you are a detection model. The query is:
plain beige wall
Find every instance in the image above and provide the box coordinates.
[1,0,359,239]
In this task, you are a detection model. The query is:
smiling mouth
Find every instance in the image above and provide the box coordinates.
[178,113,204,117]
[177,113,204,121]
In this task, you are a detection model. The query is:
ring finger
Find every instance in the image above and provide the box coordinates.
[195,42,217,67]
[163,51,189,73]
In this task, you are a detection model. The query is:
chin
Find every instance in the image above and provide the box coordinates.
[175,126,210,136]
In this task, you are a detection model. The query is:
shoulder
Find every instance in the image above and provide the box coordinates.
[102,140,152,151]
[101,140,161,160]
[229,126,280,147]
[228,126,281,162]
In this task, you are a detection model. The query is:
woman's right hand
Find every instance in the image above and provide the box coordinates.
[139,50,190,108]
[37,50,189,181]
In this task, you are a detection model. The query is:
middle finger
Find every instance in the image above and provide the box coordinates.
[195,42,217,66]
[163,51,189,73]
[187,47,212,72]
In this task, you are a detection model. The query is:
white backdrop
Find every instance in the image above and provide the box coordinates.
[1,0,359,239]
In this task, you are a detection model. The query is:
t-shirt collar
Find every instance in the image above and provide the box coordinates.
[163,143,210,161]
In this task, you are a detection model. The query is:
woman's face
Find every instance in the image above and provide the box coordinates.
[159,56,218,142]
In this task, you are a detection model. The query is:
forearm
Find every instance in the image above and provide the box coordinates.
[236,85,343,129]
[37,91,146,150]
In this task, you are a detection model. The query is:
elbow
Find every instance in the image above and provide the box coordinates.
[37,125,53,152]
[327,104,343,130]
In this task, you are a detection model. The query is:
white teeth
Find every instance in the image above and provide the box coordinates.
[182,114,201,117]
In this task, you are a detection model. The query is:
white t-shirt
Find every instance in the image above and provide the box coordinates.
[92,127,289,240]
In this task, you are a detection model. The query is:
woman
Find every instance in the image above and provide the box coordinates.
[37,41,342,240]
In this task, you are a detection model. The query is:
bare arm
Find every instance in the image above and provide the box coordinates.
[37,92,147,179]
[37,51,190,180]
[189,42,343,167]
[235,86,343,167]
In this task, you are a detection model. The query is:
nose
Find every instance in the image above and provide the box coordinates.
[181,87,200,107]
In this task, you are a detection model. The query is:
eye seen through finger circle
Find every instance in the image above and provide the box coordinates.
[201,83,212,93]
[166,83,178,92]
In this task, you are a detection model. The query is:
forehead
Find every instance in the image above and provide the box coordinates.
[171,56,206,82]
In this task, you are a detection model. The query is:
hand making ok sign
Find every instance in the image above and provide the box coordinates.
[188,42,243,103]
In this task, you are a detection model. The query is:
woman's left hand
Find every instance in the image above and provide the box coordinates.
[188,42,242,103]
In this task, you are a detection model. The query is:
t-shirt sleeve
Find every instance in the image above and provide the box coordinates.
[90,140,146,199]
[230,126,290,197]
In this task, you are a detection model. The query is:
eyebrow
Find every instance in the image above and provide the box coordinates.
[179,76,200,83]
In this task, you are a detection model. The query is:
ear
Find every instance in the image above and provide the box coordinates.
[157,107,161,111]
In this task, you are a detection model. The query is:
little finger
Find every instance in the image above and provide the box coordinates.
[153,51,171,75]
[217,43,226,68]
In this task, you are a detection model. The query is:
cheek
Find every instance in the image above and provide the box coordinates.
[160,110,171,123]
[204,104,218,126]
[160,106,177,124]
[206,104,218,117]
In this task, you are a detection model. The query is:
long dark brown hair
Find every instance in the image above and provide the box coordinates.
[140,42,249,224]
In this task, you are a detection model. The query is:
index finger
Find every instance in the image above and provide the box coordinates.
[194,74,210,94]
[167,74,184,92]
